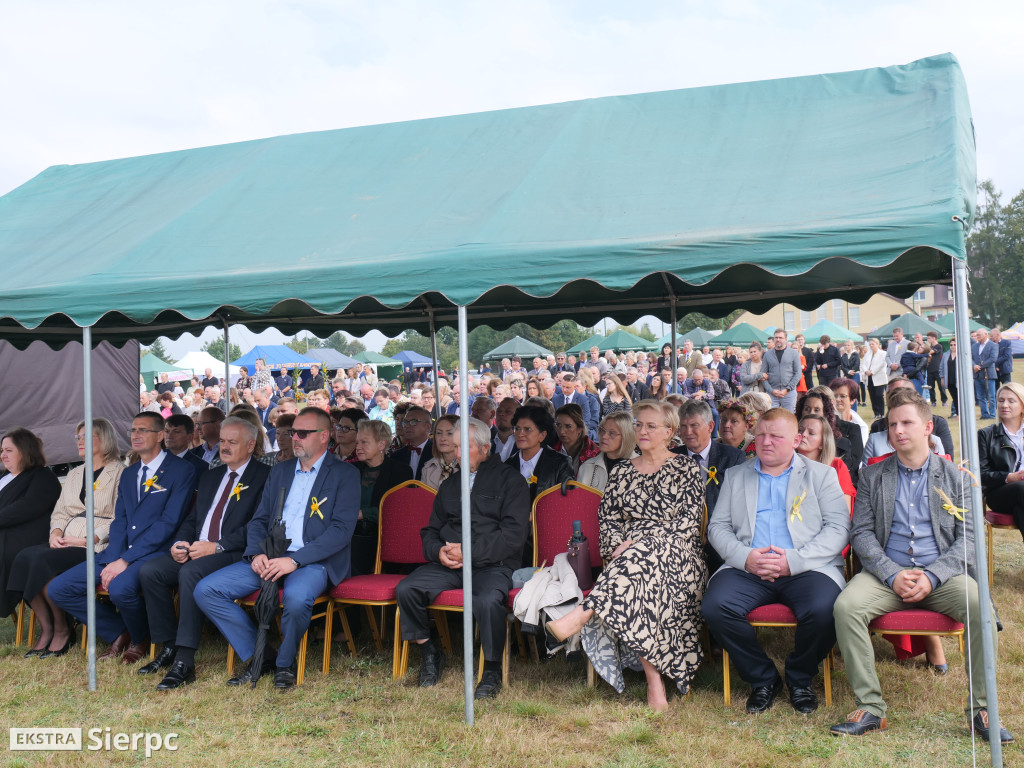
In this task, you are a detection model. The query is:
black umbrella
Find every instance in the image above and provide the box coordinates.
[249,487,289,687]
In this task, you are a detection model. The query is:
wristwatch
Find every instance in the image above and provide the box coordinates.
[215,544,224,553]
[290,557,300,568]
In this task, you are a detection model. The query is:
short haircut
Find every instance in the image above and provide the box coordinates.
[633,398,680,435]
[472,395,496,413]
[819,335,830,345]
[926,331,938,339]
[221,416,259,444]
[748,341,763,352]
[136,411,166,431]
[405,406,431,423]
[296,406,332,431]
[200,406,225,423]
[277,396,296,407]
[75,417,121,463]
[375,388,390,399]
[892,327,903,335]
[165,414,195,433]
[522,396,555,419]
[511,404,558,447]
[885,387,932,424]
[678,398,714,425]
[357,417,392,445]
[600,411,637,460]
[664,393,686,409]
[828,377,859,401]
[997,382,1024,413]
[338,408,368,427]
[758,407,798,428]
[467,417,491,449]
[561,372,576,383]
[2,427,47,470]
[555,403,585,430]
[886,375,914,391]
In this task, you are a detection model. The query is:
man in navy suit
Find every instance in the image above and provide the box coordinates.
[49,412,197,664]
[194,407,359,689]
[972,328,998,419]
[390,406,434,481]
[991,328,1014,386]
[139,418,272,689]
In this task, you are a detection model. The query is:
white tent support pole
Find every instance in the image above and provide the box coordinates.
[222,318,231,394]
[670,303,678,395]
[457,305,474,726]
[952,257,1002,767]
[82,327,97,691]
[429,312,441,416]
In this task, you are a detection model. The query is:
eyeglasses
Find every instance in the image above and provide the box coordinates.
[291,429,325,439]
[400,419,426,427]
[633,421,668,433]
[512,426,536,435]
[129,428,161,435]
[333,425,355,433]
[597,428,621,439]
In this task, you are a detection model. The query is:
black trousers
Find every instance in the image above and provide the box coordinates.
[701,568,841,688]
[927,371,948,405]
[986,482,1024,537]
[867,383,886,418]
[138,551,242,647]
[396,562,512,663]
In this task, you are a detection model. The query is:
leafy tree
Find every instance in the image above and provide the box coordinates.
[968,180,1024,329]
[677,310,743,333]
[323,331,366,356]
[143,338,176,364]
[201,338,242,363]
[285,333,323,355]
[611,323,657,342]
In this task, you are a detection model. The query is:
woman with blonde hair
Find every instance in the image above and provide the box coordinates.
[420,416,460,490]
[577,412,637,491]
[548,400,707,711]
[351,420,413,575]
[575,367,602,438]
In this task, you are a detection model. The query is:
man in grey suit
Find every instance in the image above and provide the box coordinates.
[972,328,998,419]
[885,327,909,376]
[830,389,1011,743]
[702,408,850,715]
[761,329,802,412]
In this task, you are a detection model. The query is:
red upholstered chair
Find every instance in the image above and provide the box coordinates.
[868,608,964,656]
[721,603,833,707]
[984,508,1016,584]
[226,587,331,685]
[323,480,436,679]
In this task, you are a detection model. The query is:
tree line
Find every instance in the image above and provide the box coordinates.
[968,179,1024,329]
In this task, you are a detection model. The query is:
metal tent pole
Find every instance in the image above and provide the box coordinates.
[82,327,97,691]
[670,302,678,394]
[457,305,474,726]
[429,312,441,418]
[952,258,1002,767]
[223,319,231,396]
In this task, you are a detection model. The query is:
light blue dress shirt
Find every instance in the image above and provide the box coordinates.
[281,452,328,553]
[750,458,795,549]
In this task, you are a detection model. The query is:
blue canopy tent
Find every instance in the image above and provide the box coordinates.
[231,344,321,371]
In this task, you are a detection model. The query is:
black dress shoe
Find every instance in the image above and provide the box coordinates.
[39,630,77,659]
[418,645,445,687]
[138,646,176,675]
[745,677,784,714]
[24,647,48,658]
[789,685,818,714]
[226,658,276,686]
[274,665,297,690]
[830,709,887,736]
[973,710,1014,744]
[474,669,502,699]
[156,661,196,690]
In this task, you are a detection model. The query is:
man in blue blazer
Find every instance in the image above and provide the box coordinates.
[50,412,197,664]
[992,327,1014,386]
[971,329,998,419]
[194,407,359,689]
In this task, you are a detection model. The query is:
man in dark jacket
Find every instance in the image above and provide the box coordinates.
[814,335,842,386]
[396,417,530,699]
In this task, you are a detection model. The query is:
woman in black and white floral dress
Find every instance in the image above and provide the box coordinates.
[547,399,706,712]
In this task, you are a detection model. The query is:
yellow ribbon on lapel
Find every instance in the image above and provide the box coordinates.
[142,475,164,493]
[93,480,102,491]
[706,466,719,486]
[310,496,326,520]
[935,487,966,522]
[790,489,807,523]
[528,475,537,485]
[231,483,248,502]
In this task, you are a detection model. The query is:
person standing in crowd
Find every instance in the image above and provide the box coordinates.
[201,368,220,390]
[601,372,633,417]
[763,330,802,412]
[992,328,1014,386]
[941,338,959,418]
[740,342,767,395]
[303,364,325,393]
[885,327,909,376]
[814,335,841,387]
[795,334,813,390]
[924,332,948,407]
[860,337,888,418]
[839,340,861,401]
[972,328,998,420]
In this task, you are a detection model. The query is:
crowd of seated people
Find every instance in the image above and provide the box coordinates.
[0,331,1012,743]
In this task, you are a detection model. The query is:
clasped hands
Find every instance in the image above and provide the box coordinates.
[745,546,791,581]
[439,542,464,569]
[250,553,298,581]
[170,540,219,563]
[892,569,933,603]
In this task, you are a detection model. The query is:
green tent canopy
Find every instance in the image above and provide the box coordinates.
[139,354,179,376]
[596,329,652,353]
[710,322,772,348]
[567,334,606,356]
[871,312,947,339]
[482,336,553,362]
[935,313,984,332]
[657,327,718,349]
[0,54,974,348]
[801,319,863,343]
[354,350,403,381]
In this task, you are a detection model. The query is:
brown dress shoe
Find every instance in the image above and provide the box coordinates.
[121,642,150,665]
[97,631,131,661]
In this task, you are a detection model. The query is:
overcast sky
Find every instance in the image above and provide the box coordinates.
[2,0,1019,356]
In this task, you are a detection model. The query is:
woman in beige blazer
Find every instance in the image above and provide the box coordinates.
[9,419,123,658]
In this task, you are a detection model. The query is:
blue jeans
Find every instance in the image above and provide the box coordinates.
[975,376,996,418]
[194,559,328,668]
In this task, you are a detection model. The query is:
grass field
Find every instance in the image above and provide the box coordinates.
[1,384,1020,767]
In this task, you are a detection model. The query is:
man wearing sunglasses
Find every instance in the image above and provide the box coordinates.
[391,407,434,481]
[194,407,359,690]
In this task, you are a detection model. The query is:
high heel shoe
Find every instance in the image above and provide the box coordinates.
[39,630,76,659]
[23,646,49,658]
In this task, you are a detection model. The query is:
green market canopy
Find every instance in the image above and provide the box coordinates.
[709,322,771,348]
[871,312,947,339]
[801,319,863,344]
[482,335,553,362]
[0,54,974,348]
[596,329,652,353]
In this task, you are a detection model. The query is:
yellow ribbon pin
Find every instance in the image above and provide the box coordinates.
[706,466,719,486]
[93,480,102,491]
[143,475,164,493]
[310,496,327,520]
[231,483,248,501]
[936,488,966,522]
[790,489,807,523]
[528,475,538,485]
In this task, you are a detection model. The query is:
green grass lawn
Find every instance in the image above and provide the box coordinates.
[1,376,1020,767]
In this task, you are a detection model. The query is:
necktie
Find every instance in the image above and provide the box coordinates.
[208,470,238,543]
[410,446,422,455]
[138,466,149,502]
